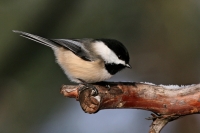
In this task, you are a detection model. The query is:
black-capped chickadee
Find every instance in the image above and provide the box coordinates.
[13,30,131,84]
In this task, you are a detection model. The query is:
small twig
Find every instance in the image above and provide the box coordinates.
[147,113,179,133]
[149,117,169,133]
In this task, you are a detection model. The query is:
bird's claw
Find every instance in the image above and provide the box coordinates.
[79,83,98,96]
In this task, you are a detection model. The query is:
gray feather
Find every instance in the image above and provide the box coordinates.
[13,30,58,49]
[52,39,92,61]
[13,30,93,61]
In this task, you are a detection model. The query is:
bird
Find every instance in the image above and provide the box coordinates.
[13,30,131,94]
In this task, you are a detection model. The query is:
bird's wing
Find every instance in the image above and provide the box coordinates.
[13,30,93,61]
[52,39,92,61]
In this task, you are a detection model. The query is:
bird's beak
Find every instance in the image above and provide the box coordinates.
[125,64,132,69]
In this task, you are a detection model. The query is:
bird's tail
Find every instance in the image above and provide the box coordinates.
[13,30,59,49]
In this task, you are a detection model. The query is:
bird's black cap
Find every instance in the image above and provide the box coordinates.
[96,39,130,64]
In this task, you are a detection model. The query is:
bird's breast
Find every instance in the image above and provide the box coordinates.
[54,48,112,83]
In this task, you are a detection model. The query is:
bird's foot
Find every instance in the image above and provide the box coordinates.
[105,84,111,91]
[78,79,98,96]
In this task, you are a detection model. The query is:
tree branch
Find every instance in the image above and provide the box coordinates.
[60,82,200,133]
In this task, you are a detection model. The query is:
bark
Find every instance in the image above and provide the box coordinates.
[60,82,200,133]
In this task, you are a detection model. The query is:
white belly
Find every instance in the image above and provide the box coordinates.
[54,48,112,83]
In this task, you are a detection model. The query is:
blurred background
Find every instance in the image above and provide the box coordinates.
[1,0,200,133]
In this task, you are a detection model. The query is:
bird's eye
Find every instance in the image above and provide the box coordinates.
[118,55,121,59]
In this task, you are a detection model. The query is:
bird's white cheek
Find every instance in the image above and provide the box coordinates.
[92,41,125,65]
